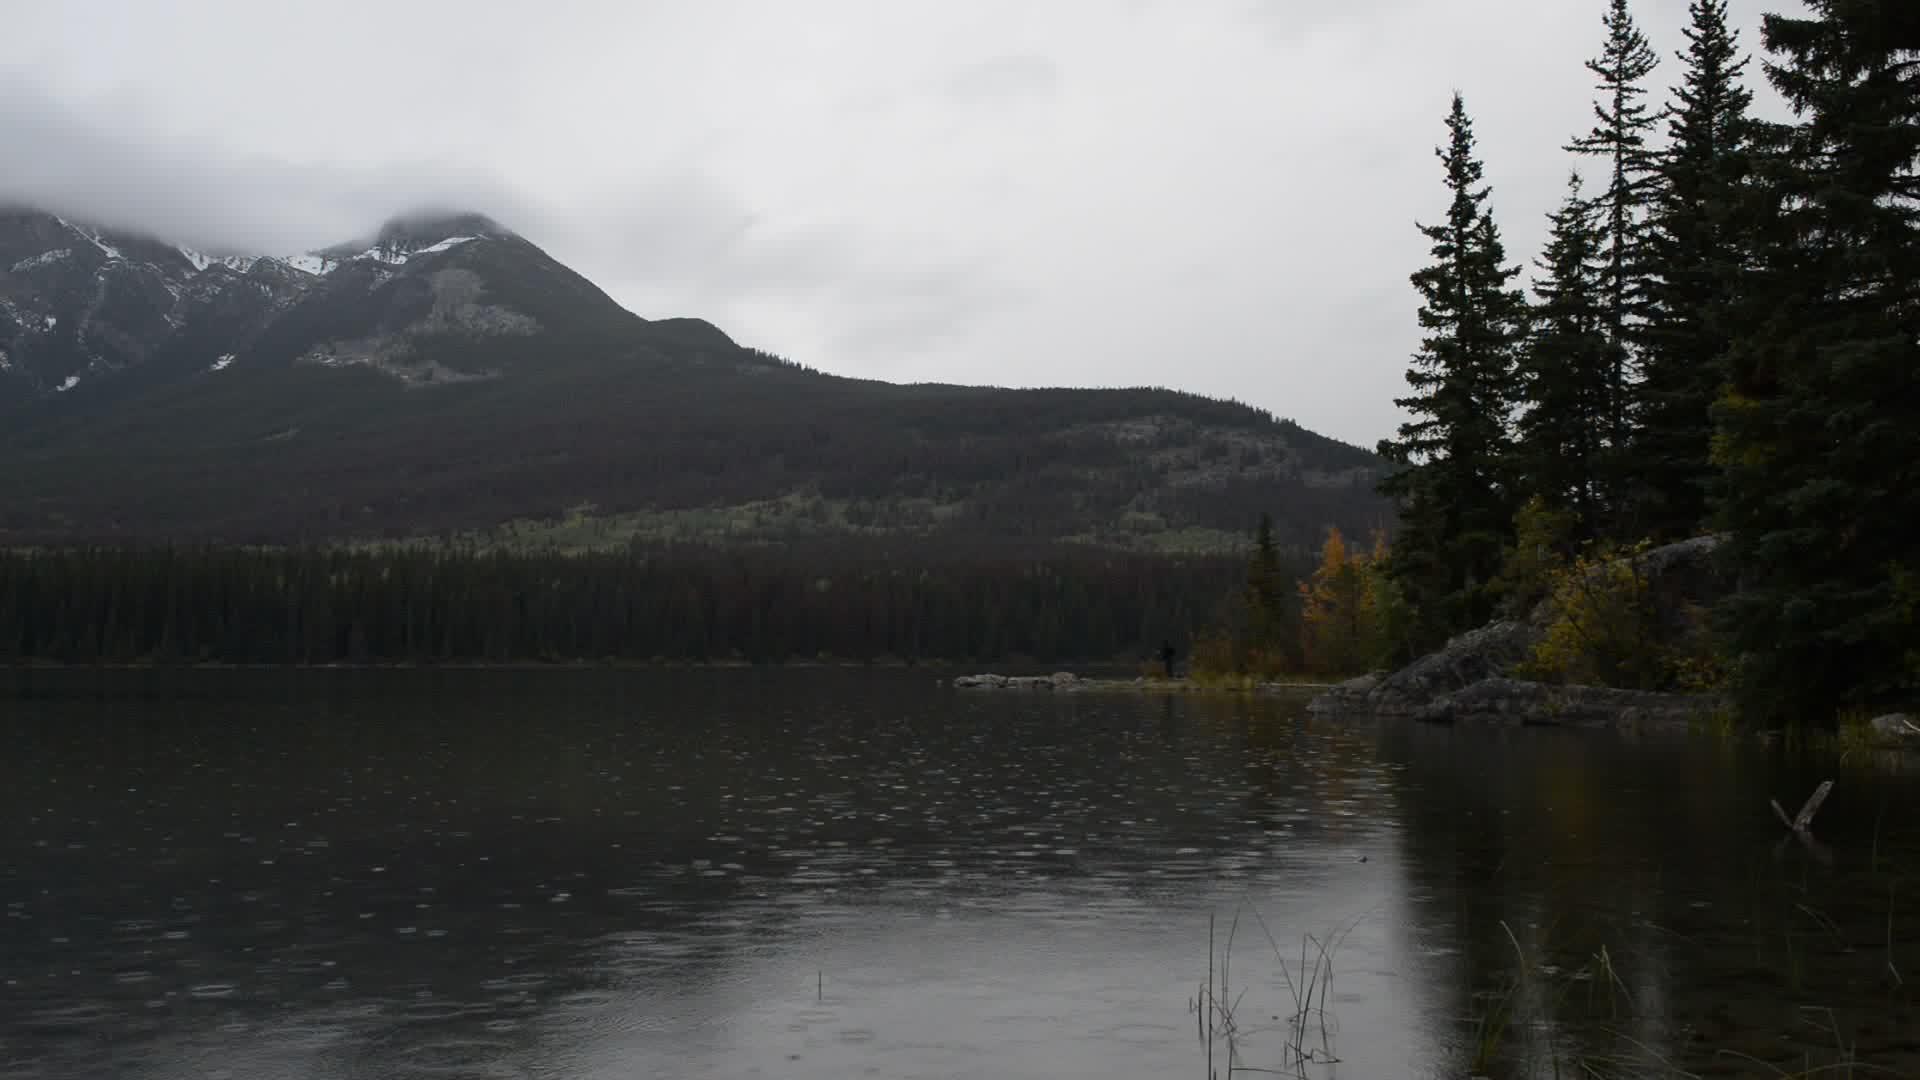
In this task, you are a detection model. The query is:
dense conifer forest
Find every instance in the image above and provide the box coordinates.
[0,544,1265,667]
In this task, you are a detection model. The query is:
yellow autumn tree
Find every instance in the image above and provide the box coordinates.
[1299,527,1383,676]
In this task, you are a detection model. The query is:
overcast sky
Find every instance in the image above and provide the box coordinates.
[0,0,1789,446]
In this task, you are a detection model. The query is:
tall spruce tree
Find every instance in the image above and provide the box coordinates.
[1716,0,1920,723]
[1245,511,1289,652]
[1378,94,1528,646]
[1633,0,1755,540]
[1567,0,1661,483]
[1515,173,1612,538]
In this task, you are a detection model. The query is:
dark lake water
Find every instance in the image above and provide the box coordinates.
[2,670,1915,1079]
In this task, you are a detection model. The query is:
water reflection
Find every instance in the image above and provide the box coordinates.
[2,670,1914,1078]
[1379,722,1919,1076]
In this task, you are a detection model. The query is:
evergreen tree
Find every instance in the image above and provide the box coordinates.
[1633,0,1755,540]
[1378,94,1528,646]
[1244,512,1292,659]
[1515,173,1613,538]
[1716,0,1920,723]
[1566,0,1661,471]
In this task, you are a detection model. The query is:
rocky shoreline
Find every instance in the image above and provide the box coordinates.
[1305,537,1729,732]
[950,672,1326,694]
[1301,611,1725,732]
[1307,667,1721,731]
[947,666,1918,747]
[1305,536,1917,743]
[951,538,1920,742]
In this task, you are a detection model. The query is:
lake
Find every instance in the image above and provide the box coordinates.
[2,669,1914,1078]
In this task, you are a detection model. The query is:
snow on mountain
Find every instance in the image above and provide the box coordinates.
[169,234,483,279]
[413,236,477,256]
[174,246,323,277]
[324,234,486,270]
[2,207,545,401]
[86,234,122,261]
[11,249,70,273]
[54,220,125,262]
[177,248,269,274]
[365,233,482,265]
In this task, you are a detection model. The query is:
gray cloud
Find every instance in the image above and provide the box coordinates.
[0,76,533,253]
[940,55,1063,105]
[0,0,1786,446]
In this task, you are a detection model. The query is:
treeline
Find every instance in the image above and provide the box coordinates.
[1374,0,1917,724]
[0,545,1262,666]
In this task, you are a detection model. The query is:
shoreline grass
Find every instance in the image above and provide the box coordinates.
[1192,895,1912,1079]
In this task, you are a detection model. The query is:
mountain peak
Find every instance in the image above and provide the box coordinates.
[370,210,511,251]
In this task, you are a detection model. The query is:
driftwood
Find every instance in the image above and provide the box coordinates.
[1768,780,1837,867]
[1771,780,1834,833]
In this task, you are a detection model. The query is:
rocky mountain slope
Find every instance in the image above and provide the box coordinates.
[0,205,1391,549]
[0,207,730,398]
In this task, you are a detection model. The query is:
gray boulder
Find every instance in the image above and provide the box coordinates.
[1363,620,1540,717]
[1869,714,1919,741]
[954,672,1081,690]
[1306,672,1384,715]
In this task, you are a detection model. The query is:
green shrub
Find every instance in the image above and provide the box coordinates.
[1517,543,1723,692]
[1491,497,1579,617]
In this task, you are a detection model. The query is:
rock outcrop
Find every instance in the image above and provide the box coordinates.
[952,672,1083,690]
[1410,678,1720,730]
[1869,714,1920,744]
[1367,620,1540,716]
[1309,672,1384,714]
[950,673,1330,695]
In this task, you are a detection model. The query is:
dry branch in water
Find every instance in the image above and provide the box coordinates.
[1770,780,1834,833]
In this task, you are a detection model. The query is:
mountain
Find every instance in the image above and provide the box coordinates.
[0,206,731,395]
[0,205,1391,550]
